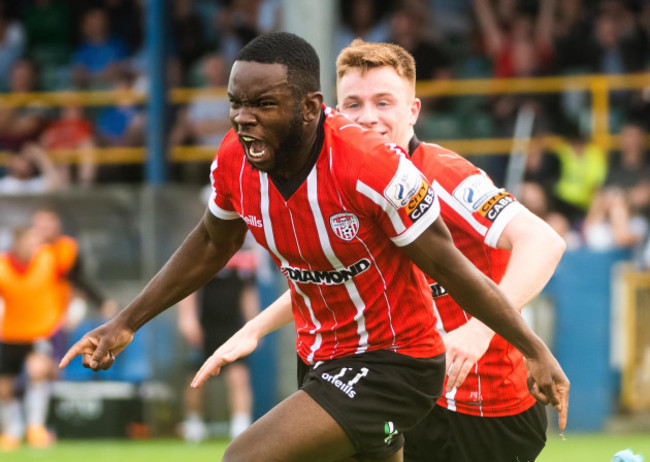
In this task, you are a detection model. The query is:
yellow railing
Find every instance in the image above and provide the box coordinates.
[621,269,650,411]
[0,72,648,166]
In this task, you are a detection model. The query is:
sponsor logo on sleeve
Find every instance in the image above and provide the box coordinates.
[330,213,360,241]
[452,173,501,213]
[405,180,435,222]
[384,159,435,221]
[477,191,515,222]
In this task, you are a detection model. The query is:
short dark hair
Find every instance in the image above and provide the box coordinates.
[235,32,320,94]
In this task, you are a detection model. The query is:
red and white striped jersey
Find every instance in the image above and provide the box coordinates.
[408,138,535,417]
[209,107,445,365]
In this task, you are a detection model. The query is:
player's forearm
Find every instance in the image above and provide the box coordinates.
[117,220,236,333]
[436,260,548,359]
[405,220,549,359]
[244,289,293,340]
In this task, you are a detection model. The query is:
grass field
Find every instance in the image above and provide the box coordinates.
[1,433,648,462]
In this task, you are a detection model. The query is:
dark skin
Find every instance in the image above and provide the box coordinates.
[60,61,568,462]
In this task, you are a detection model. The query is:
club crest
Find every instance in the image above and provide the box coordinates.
[330,213,360,241]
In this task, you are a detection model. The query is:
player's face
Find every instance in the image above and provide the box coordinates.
[31,211,62,243]
[14,228,44,260]
[228,61,304,174]
[337,67,420,149]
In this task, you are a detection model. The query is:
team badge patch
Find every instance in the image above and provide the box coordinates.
[384,158,424,209]
[330,212,360,241]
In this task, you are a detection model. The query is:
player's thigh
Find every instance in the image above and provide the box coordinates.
[223,390,357,462]
[403,405,454,462]
[448,402,548,462]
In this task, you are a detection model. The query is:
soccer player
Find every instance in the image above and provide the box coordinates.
[0,227,68,450]
[30,208,119,319]
[336,40,564,462]
[60,32,569,462]
[193,39,567,462]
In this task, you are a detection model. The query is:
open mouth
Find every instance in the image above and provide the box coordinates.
[240,136,268,159]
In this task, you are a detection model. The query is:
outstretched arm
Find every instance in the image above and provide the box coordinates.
[192,289,293,387]
[444,209,565,390]
[60,210,248,371]
[403,217,569,430]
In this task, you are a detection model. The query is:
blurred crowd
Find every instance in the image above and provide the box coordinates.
[0,0,648,259]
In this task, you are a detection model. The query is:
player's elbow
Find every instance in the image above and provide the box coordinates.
[541,226,566,266]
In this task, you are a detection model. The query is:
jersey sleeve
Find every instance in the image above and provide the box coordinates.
[435,167,525,248]
[208,132,241,221]
[355,144,440,247]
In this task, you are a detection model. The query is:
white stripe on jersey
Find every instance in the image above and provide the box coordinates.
[307,168,369,355]
[259,172,322,363]
[209,199,240,220]
[432,180,487,235]
[432,301,446,336]
[391,197,440,248]
[445,384,458,412]
[356,180,406,234]
[329,151,396,350]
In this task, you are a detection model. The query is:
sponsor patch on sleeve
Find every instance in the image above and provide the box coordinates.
[384,159,435,221]
[452,173,501,213]
[477,191,516,222]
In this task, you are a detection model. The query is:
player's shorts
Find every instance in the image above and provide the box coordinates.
[297,350,446,460]
[0,342,34,375]
[404,401,548,462]
[199,272,247,362]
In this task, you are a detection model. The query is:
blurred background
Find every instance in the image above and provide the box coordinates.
[0,0,649,452]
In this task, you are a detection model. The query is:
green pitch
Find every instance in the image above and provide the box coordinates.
[1,434,648,461]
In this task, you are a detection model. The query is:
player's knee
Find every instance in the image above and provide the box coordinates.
[25,353,54,381]
[0,378,15,400]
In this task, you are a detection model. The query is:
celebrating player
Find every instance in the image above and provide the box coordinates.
[194,39,567,462]
[60,33,569,462]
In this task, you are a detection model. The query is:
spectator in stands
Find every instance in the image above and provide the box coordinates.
[172,0,207,85]
[71,7,129,89]
[548,119,608,231]
[588,2,648,76]
[93,69,144,182]
[0,59,49,152]
[552,0,594,74]
[584,119,650,250]
[472,0,556,183]
[389,0,453,81]
[103,0,142,54]
[0,142,64,195]
[21,0,72,71]
[335,0,392,55]
[0,4,25,91]
[170,54,230,148]
[214,0,262,66]
[40,99,98,186]
[169,53,230,183]
[95,70,144,148]
[473,0,555,79]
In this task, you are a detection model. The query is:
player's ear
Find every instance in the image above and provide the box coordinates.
[410,97,421,127]
[302,91,324,122]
